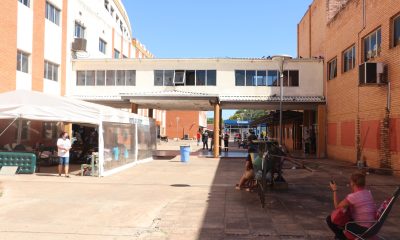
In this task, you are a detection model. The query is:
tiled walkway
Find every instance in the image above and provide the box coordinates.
[0,154,399,239]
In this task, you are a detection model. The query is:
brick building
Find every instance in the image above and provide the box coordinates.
[298,0,400,172]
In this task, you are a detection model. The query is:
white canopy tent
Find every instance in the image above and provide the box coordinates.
[0,90,152,176]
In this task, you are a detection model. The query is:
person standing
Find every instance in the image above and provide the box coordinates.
[196,131,201,146]
[57,131,71,177]
[202,131,209,150]
[223,133,230,152]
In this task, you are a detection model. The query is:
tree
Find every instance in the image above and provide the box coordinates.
[228,109,268,121]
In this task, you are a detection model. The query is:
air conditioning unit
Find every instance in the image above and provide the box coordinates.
[359,62,387,85]
[71,38,87,52]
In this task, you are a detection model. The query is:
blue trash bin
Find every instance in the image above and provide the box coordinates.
[180,145,190,162]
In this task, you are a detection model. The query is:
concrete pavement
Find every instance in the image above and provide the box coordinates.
[0,149,400,239]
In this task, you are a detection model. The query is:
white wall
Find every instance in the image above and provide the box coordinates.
[16,2,33,90]
[65,0,135,96]
[71,59,324,98]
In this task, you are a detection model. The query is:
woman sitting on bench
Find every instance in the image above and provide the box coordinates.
[235,148,256,191]
[327,172,377,240]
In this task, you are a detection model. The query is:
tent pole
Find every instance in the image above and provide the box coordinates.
[17,118,23,144]
[98,121,104,177]
[0,117,18,138]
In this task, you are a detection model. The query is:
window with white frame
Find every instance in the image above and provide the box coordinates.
[18,0,30,7]
[154,70,216,86]
[363,28,381,61]
[114,49,120,59]
[45,2,60,25]
[74,22,85,38]
[343,45,356,73]
[17,50,29,73]
[235,70,298,86]
[328,57,337,80]
[76,70,136,86]
[99,38,107,54]
[44,60,59,81]
[393,14,400,47]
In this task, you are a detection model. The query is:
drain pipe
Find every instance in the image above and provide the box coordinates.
[356,0,367,164]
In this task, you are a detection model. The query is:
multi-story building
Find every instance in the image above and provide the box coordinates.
[0,0,171,135]
[298,0,400,172]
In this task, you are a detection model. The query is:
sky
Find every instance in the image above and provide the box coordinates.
[122,0,312,119]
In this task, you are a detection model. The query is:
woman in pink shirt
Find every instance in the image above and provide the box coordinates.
[327,172,376,240]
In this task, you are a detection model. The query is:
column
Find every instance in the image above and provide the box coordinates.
[213,102,220,158]
[130,103,138,114]
[219,108,222,150]
[317,105,326,158]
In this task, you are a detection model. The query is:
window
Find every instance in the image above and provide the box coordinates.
[363,28,381,61]
[206,70,216,86]
[126,70,136,86]
[174,70,185,85]
[154,70,163,86]
[17,50,29,73]
[74,22,85,38]
[99,38,107,54]
[84,71,94,86]
[393,15,400,47]
[288,70,299,86]
[185,70,195,86]
[110,6,114,16]
[96,70,105,85]
[164,70,174,86]
[45,2,60,25]
[196,70,206,86]
[343,45,356,72]
[106,70,115,85]
[328,58,337,80]
[235,70,245,86]
[76,71,86,85]
[116,70,125,85]
[18,0,30,7]
[256,71,267,86]
[104,0,109,10]
[44,61,59,81]
[267,70,278,86]
[114,49,120,59]
[245,70,256,86]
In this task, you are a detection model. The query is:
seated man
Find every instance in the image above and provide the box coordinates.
[236,149,256,191]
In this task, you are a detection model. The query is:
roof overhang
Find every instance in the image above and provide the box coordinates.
[72,91,326,111]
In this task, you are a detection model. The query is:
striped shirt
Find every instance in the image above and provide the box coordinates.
[346,189,376,227]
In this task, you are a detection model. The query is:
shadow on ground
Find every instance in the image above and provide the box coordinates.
[196,158,400,240]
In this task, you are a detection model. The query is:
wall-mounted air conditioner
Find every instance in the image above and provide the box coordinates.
[71,38,87,52]
[359,62,387,85]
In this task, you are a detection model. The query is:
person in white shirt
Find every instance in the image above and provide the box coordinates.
[57,132,71,177]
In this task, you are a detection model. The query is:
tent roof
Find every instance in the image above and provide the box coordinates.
[0,90,139,125]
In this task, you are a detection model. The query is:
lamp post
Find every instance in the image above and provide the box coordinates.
[176,116,180,141]
[272,55,292,146]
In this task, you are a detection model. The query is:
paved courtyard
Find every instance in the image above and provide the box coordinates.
[0,145,400,239]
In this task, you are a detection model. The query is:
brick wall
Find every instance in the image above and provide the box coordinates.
[298,0,400,172]
[0,1,18,92]
[165,111,201,139]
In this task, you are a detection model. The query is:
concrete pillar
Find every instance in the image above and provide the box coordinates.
[213,102,220,158]
[317,105,326,158]
[130,103,138,114]
[219,108,222,150]
[148,109,153,118]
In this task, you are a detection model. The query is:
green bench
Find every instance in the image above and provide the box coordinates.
[0,151,36,174]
